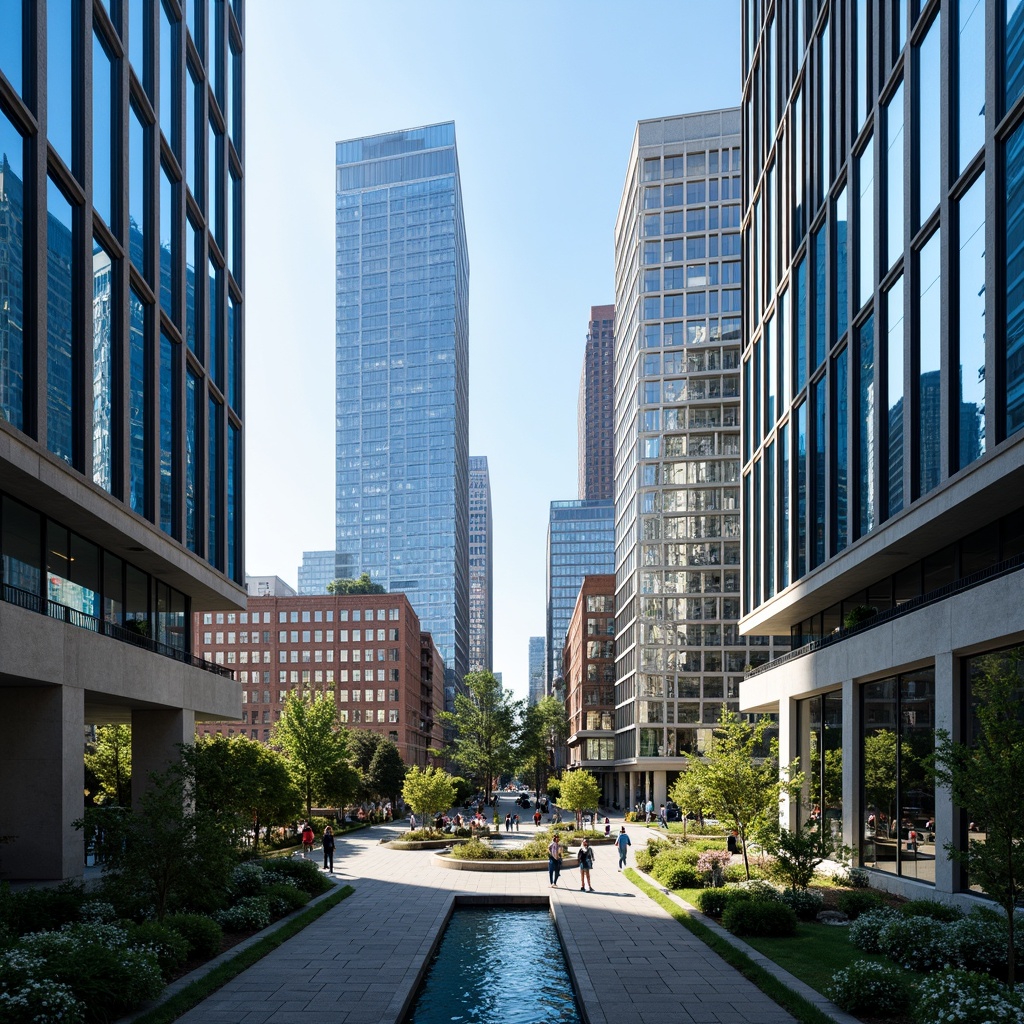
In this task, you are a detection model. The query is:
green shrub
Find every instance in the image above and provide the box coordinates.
[723,862,756,883]
[14,923,164,1022]
[877,915,950,972]
[914,968,1024,1024]
[163,913,224,960]
[633,848,654,873]
[262,882,310,917]
[900,899,963,923]
[722,899,798,937]
[260,857,331,896]
[695,886,750,918]
[652,860,701,889]
[780,887,824,920]
[230,861,268,898]
[836,889,883,919]
[827,960,913,1016]
[945,916,1009,973]
[126,920,190,979]
[1,881,86,936]
[848,908,902,953]
[736,880,783,902]
[216,896,272,932]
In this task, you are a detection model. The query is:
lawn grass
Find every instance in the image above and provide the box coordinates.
[626,870,837,1024]
[130,884,354,1024]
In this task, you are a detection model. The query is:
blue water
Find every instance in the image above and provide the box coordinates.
[406,907,581,1024]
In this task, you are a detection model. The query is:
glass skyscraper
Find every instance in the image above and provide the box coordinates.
[545,499,614,694]
[335,123,469,705]
[468,455,493,672]
[297,549,335,595]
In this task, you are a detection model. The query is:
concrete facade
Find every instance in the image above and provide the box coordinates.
[578,304,616,502]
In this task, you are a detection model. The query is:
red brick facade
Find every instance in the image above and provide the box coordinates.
[194,593,445,767]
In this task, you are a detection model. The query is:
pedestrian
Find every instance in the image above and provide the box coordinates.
[645,799,654,823]
[659,804,668,829]
[616,826,631,870]
[534,809,542,827]
[505,812,512,833]
[322,825,336,872]
[604,816,611,838]
[300,822,315,856]
[409,812,417,831]
[578,838,595,892]
[513,813,520,832]
[547,835,565,887]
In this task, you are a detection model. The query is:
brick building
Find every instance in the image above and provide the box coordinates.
[562,574,616,804]
[194,589,445,767]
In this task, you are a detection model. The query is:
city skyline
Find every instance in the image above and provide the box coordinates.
[243,2,743,703]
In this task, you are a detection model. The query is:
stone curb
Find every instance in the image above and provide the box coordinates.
[432,853,581,871]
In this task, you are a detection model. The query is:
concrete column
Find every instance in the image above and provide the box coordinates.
[932,651,957,895]
[842,676,860,856]
[0,686,85,880]
[131,707,195,803]
[653,770,667,808]
[778,694,798,831]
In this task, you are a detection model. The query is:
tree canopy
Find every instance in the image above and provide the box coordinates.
[367,741,407,807]
[931,649,1024,989]
[84,724,132,806]
[438,671,522,802]
[518,696,568,793]
[670,707,798,879]
[558,771,602,826]
[326,573,385,594]
[272,692,351,819]
[402,766,457,822]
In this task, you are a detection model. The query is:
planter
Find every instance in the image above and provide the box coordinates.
[433,853,581,872]
[384,838,472,851]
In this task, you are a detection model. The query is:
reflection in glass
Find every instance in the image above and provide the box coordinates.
[854,0,868,132]
[160,164,175,318]
[0,112,26,430]
[208,395,219,568]
[795,257,807,390]
[93,30,114,228]
[185,370,198,552]
[228,421,238,581]
[958,173,986,468]
[0,0,22,94]
[48,0,73,169]
[2,495,40,595]
[819,20,831,203]
[799,692,843,838]
[227,294,238,410]
[857,139,874,310]
[833,348,848,554]
[885,84,904,271]
[958,0,985,172]
[209,259,221,387]
[780,424,790,590]
[862,678,898,876]
[209,120,220,246]
[46,179,75,464]
[796,401,806,578]
[917,231,942,495]
[1006,0,1024,113]
[211,0,224,106]
[93,241,113,492]
[129,105,146,276]
[159,332,175,535]
[129,289,147,516]
[813,377,825,567]
[187,0,203,57]
[186,64,199,199]
[835,187,848,340]
[185,218,198,353]
[857,317,875,536]
[814,223,826,367]
[916,16,941,225]
[765,440,775,598]
[1006,121,1024,436]
[129,0,148,94]
[886,278,905,516]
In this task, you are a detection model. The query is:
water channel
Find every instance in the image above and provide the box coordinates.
[404,906,581,1024]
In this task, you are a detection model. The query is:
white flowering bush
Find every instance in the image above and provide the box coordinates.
[696,849,733,887]
[944,916,1009,973]
[848,908,902,953]
[229,861,268,898]
[781,887,824,920]
[827,959,913,1015]
[216,895,272,932]
[77,900,116,924]
[877,915,952,972]
[913,968,1024,1024]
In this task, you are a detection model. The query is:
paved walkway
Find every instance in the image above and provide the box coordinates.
[173,814,798,1024]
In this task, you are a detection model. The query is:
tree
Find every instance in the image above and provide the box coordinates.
[559,771,602,829]
[272,692,350,820]
[763,810,853,890]
[519,696,568,794]
[931,649,1024,989]
[863,729,898,832]
[326,573,385,595]
[438,671,522,803]
[84,725,132,806]
[402,766,457,824]
[367,741,407,808]
[186,734,300,852]
[670,707,799,880]
[78,751,234,919]
[450,775,475,806]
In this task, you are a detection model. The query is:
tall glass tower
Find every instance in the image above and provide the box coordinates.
[335,123,469,705]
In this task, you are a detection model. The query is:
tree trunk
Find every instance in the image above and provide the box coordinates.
[739,826,751,880]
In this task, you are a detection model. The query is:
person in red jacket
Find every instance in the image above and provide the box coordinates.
[300,822,315,856]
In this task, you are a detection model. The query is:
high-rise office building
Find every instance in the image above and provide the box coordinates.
[528,636,546,705]
[545,499,614,695]
[740,1,1024,901]
[468,455,493,672]
[578,304,615,501]
[0,0,244,880]
[298,549,335,595]
[334,123,470,710]
[611,111,787,813]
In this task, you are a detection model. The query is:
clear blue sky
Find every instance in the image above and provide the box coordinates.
[244,1,742,703]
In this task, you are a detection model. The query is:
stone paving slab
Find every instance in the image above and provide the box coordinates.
[169,819,809,1024]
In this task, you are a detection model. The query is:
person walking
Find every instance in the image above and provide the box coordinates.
[578,838,595,892]
[300,822,315,857]
[645,799,654,823]
[533,808,542,827]
[616,826,631,870]
[548,835,565,887]
[604,816,611,838]
[505,812,512,833]
[408,812,417,831]
[513,813,520,832]
[322,825,336,872]
[659,804,668,829]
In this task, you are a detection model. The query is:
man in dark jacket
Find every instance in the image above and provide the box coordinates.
[322,825,336,872]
